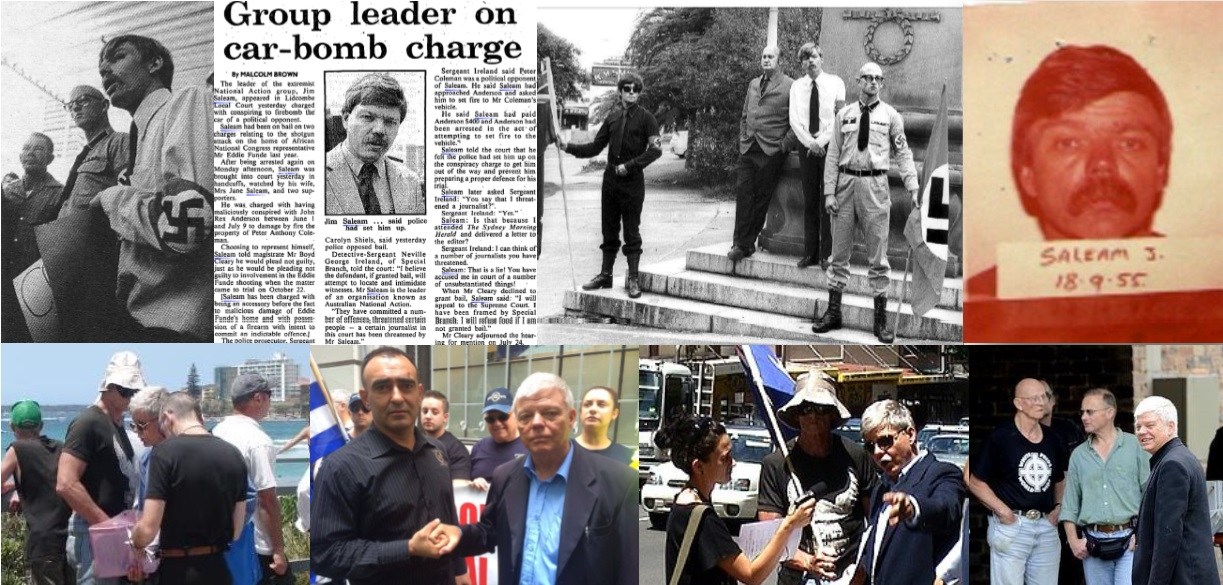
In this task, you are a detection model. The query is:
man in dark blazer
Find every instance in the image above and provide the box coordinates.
[1132,396,1219,585]
[729,44,797,262]
[439,372,638,585]
[855,400,965,585]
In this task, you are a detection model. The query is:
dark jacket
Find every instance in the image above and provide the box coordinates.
[565,104,661,173]
[1133,437,1220,585]
[455,442,639,585]
[739,72,796,156]
[859,453,965,585]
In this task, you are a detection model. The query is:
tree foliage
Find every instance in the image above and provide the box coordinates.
[538,23,586,102]
[628,8,824,182]
[186,363,201,399]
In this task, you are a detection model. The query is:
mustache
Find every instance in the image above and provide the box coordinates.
[1068,177,1138,217]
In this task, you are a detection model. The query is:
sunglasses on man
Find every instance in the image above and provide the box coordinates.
[484,412,509,424]
[864,432,901,451]
[618,83,642,94]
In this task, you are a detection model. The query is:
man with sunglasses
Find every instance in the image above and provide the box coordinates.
[1060,388,1147,585]
[853,399,964,585]
[813,62,919,343]
[758,374,878,585]
[560,72,662,299]
[2,399,73,585]
[421,390,473,482]
[57,85,130,218]
[729,44,797,263]
[969,378,1068,585]
[57,350,145,585]
[347,392,372,438]
[213,373,292,584]
[469,386,527,490]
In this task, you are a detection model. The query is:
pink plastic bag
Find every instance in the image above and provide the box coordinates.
[87,510,159,578]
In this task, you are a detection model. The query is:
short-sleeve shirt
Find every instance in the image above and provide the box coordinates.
[62,405,136,517]
[146,434,247,549]
[211,414,277,554]
[972,419,1067,513]
[434,431,472,481]
[469,436,528,480]
[758,436,879,577]
[57,128,130,218]
[665,503,740,585]
[579,441,635,467]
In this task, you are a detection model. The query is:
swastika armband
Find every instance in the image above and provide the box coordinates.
[150,178,213,254]
[893,132,908,151]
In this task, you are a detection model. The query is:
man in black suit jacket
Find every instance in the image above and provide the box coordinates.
[439,372,638,585]
[854,400,965,585]
[1133,396,1219,585]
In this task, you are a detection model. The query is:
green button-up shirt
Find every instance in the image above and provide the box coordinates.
[1062,428,1150,526]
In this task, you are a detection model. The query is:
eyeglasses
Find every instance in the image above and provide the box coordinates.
[1079,408,1111,416]
[860,75,884,83]
[63,96,99,111]
[865,433,899,451]
[484,412,509,424]
[619,84,642,94]
[128,420,151,432]
[796,404,837,417]
[1018,394,1049,404]
[350,402,369,414]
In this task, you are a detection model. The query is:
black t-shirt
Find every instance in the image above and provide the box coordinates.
[63,405,136,517]
[10,437,71,560]
[972,419,1067,513]
[579,441,635,466]
[435,431,472,481]
[469,436,527,480]
[146,434,248,549]
[758,436,879,578]
[665,503,740,585]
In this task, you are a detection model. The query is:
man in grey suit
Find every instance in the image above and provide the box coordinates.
[325,73,423,215]
[1132,396,1219,585]
[729,44,796,262]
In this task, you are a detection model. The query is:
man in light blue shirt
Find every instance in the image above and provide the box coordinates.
[441,372,638,585]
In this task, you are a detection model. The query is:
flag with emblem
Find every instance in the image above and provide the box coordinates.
[904,83,951,317]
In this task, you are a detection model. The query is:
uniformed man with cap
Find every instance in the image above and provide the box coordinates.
[560,71,663,299]
[814,62,919,343]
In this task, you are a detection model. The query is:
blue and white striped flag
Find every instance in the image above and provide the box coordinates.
[309,381,347,469]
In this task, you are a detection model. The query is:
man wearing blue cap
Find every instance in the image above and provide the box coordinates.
[469,386,527,490]
[2,399,73,584]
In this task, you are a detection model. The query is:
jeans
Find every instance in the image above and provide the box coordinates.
[66,515,124,585]
[1081,528,1133,585]
[987,514,1061,585]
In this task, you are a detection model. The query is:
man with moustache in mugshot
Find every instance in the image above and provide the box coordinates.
[966,44,1223,342]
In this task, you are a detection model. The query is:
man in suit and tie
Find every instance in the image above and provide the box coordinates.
[854,399,965,585]
[325,73,424,215]
[437,372,638,585]
[729,44,797,262]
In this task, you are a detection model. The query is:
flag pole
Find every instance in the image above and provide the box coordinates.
[310,354,349,442]
[541,58,578,291]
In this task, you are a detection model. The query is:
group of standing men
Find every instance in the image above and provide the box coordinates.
[972,379,1219,585]
[733,42,918,343]
[2,33,212,343]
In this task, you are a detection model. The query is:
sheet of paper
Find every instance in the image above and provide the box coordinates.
[735,518,802,562]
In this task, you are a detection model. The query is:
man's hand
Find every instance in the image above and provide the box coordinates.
[7,492,20,515]
[808,144,826,158]
[909,189,919,209]
[782,549,815,573]
[557,137,568,150]
[470,478,490,492]
[1129,535,1136,551]
[1047,508,1060,527]
[811,546,839,580]
[270,550,288,576]
[825,194,838,215]
[1068,533,1088,560]
[881,491,915,526]
[615,164,628,176]
[409,519,454,558]
[997,509,1018,525]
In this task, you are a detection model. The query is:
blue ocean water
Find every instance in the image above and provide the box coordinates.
[1,416,308,488]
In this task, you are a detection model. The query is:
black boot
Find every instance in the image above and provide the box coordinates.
[625,255,642,299]
[874,294,895,343]
[582,253,615,290]
[812,290,843,333]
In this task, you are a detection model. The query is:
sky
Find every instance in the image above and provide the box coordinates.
[0,343,312,406]
[538,8,645,73]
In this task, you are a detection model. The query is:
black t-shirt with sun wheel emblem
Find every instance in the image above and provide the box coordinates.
[972,419,1067,513]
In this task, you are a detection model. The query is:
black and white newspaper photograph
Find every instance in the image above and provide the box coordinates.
[537,6,964,345]
[1,1,215,343]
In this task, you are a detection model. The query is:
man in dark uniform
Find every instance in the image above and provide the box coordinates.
[813,62,919,343]
[729,44,796,263]
[561,72,662,299]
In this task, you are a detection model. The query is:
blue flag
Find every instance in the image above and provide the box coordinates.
[309,381,347,469]
[736,345,797,445]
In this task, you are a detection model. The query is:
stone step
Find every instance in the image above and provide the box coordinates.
[686,244,963,310]
[563,274,961,342]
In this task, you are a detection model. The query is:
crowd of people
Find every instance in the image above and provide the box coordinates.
[2,351,292,585]
[1,32,213,343]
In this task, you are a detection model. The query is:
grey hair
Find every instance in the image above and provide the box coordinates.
[1135,396,1178,426]
[162,391,203,424]
[514,372,573,410]
[130,386,168,416]
[860,399,915,437]
[1083,388,1118,410]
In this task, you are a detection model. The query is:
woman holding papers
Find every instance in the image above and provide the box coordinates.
[658,414,815,585]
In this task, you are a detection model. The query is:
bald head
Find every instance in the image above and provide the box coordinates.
[761,45,780,74]
[66,85,110,132]
[69,85,105,101]
[1013,378,1049,421]
[857,62,884,99]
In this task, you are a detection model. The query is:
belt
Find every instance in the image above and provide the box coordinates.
[1012,509,1046,520]
[159,545,225,558]
[1087,522,1133,533]
[839,166,886,177]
